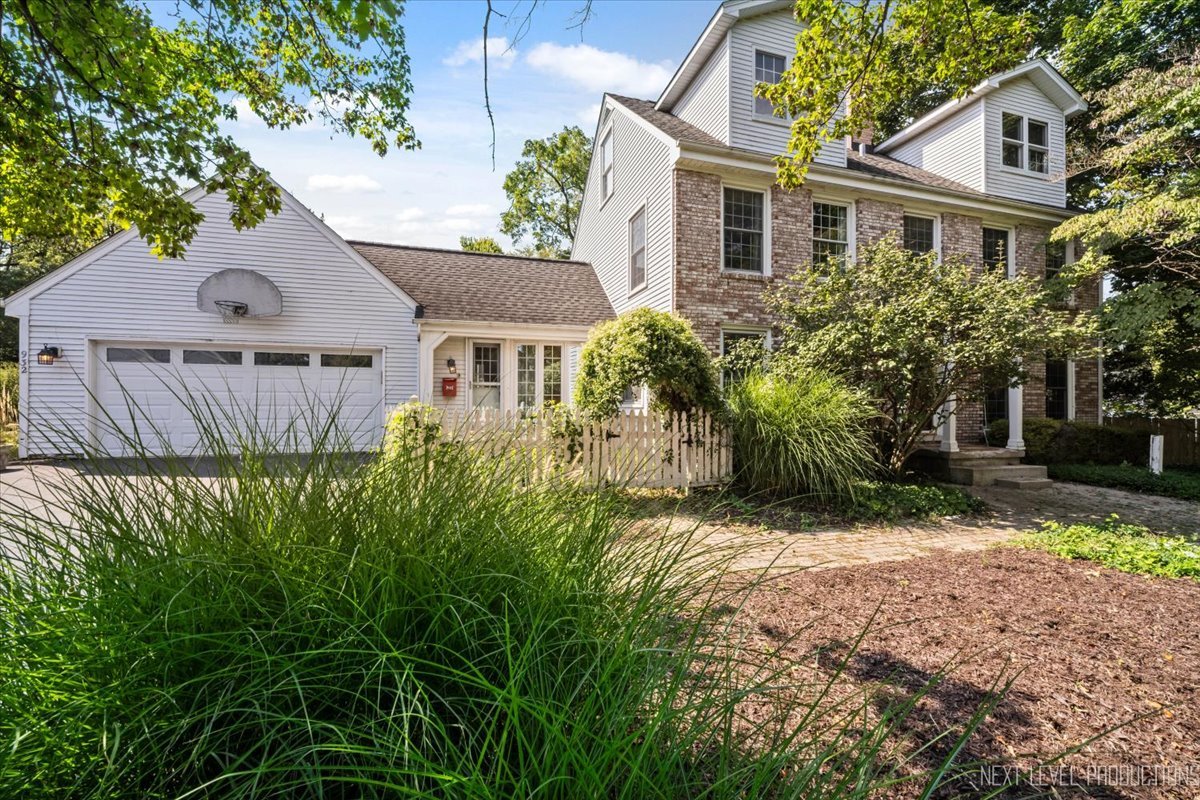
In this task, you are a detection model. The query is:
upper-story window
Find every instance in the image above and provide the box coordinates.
[628,206,646,292]
[753,51,786,117]
[723,187,765,273]
[600,128,614,200]
[983,227,1010,273]
[1001,113,1050,174]
[903,214,936,256]
[813,201,849,267]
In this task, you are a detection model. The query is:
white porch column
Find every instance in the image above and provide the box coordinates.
[1006,383,1025,450]
[939,395,959,452]
[418,331,449,403]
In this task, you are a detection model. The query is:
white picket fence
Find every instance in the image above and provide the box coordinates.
[421,407,732,490]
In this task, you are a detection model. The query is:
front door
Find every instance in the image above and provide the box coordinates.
[471,342,501,410]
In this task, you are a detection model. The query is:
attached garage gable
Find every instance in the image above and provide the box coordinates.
[9,186,419,457]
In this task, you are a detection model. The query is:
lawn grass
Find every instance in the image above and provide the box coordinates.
[1048,463,1200,502]
[0,395,1009,798]
[1015,517,1200,581]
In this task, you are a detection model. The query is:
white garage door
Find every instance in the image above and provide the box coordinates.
[91,342,384,456]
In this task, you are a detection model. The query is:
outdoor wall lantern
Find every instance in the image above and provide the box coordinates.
[447,358,457,374]
[37,345,61,365]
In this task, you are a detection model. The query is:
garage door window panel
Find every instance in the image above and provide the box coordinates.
[255,352,310,367]
[183,350,243,365]
[107,347,170,364]
[321,354,373,368]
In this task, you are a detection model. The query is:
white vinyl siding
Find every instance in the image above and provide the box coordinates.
[727,10,845,168]
[673,34,731,143]
[572,105,674,314]
[887,100,986,191]
[983,77,1067,206]
[20,190,418,456]
[430,336,468,412]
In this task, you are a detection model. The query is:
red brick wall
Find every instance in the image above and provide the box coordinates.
[672,168,810,351]
[669,172,1104,432]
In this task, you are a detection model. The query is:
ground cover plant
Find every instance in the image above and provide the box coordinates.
[840,480,984,523]
[0,391,1014,798]
[1017,517,1200,580]
[1047,463,1200,502]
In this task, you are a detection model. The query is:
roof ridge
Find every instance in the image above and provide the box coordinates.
[346,239,589,266]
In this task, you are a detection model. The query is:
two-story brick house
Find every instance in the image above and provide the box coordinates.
[571,0,1101,453]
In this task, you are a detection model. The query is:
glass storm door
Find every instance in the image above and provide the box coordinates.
[471,342,501,410]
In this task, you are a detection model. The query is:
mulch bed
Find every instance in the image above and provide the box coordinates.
[734,548,1200,798]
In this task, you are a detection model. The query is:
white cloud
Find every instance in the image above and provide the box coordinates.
[444,36,516,69]
[577,103,602,127]
[306,174,383,193]
[395,207,426,222]
[444,203,493,217]
[525,42,674,97]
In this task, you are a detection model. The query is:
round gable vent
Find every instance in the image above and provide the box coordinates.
[197,269,283,318]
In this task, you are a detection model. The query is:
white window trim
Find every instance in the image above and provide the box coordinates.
[721,182,772,276]
[1000,112,1051,177]
[628,203,648,296]
[811,196,855,268]
[752,49,788,122]
[902,211,941,261]
[599,124,615,208]
[982,224,1016,278]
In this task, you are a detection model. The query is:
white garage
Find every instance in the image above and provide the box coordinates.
[2,183,422,458]
[90,341,384,456]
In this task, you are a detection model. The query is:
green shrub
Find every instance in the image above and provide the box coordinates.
[842,481,985,522]
[988,417,1147,465]
[725,366,874,501]
[1047,463,1200,502]
[0,396,996,797]
[575,308,722,417]
[1016,517,1200,580]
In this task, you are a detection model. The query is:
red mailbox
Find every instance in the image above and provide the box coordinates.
[441,377,458,398]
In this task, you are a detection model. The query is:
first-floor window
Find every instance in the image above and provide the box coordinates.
[1045,359,1069,420]
[516,343,565,411]
[813,201,849,267]
[723,187,765,273]
[721,329,768,385]
[629,206,646,291]
[1045,241,1066,280]
[983,227,1010,273]
[902,214,936,256]
[985,386,1008,426]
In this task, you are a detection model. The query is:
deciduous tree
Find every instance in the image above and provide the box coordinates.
[459,236,505,254]
[500,126,590,259]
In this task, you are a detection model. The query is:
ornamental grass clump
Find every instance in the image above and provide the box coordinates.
[725,364,875,501]
[1,388,1007,797]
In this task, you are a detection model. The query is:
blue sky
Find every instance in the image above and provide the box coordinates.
[225,0,716,250]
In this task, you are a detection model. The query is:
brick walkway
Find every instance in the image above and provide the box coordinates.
[669,482,1200,574]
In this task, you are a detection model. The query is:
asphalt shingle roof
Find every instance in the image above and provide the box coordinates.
[349,242,614,327]
[609,94,1012,203]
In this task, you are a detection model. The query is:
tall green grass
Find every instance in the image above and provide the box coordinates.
[725,366,875,501]
[1,384,1009,797]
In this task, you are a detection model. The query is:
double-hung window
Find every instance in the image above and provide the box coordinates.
[983,227,1010,274]
[902,214,936,256]
[723,187,765,273]
[754,51,786,117]
[629,206,646,292]
[1045,358,1070,420]
[812,201,849,267]
[1045,241,1066,280]
[1001,113,1050,174]
[600,128,614,200]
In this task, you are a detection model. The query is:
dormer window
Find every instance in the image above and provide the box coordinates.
[1001,113,1049,174]
[600,127,614,200]
[753,51,786,117]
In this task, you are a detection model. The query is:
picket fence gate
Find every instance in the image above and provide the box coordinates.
[425,408,732,489]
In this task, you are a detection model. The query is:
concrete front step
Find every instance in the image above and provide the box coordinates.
[948,464,1049,487]
[994,477,1054,490]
